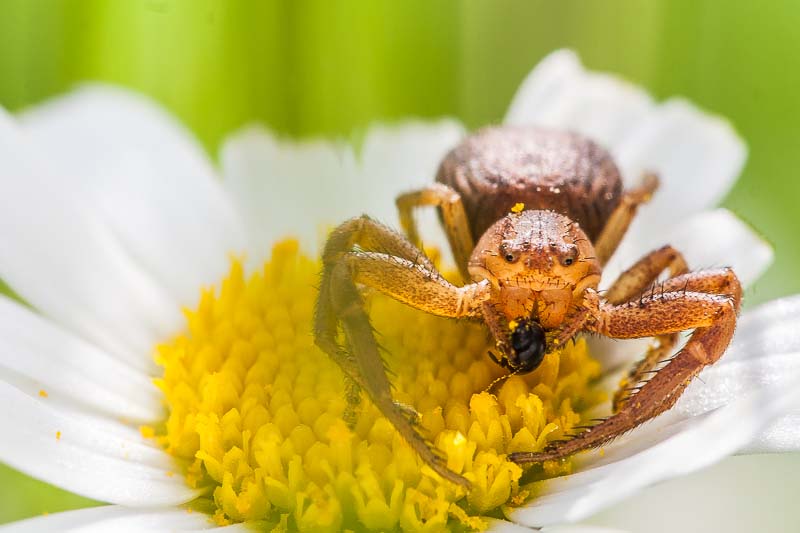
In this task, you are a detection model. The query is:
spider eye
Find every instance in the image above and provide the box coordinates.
[499,243,519,263]
[559,245,578,267]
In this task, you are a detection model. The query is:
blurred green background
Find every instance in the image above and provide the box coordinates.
[1,0,798,530]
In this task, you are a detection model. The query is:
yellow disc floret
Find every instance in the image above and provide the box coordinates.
[151,240,603,531]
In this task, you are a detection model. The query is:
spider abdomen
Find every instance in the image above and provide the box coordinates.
[436,126,623,242]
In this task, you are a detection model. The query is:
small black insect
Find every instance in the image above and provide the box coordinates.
[509,319,547,373]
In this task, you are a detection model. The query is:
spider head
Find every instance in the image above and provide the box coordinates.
[468,209,601,295]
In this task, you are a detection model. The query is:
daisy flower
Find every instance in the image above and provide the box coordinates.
[1,50,799,532]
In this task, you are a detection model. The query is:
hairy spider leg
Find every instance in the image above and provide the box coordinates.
[315,215,490,487]
[604,245,689,410]
[510,267,741,464]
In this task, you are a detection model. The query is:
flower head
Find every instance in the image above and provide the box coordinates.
[149,244,605,529]
[1,50,799,531]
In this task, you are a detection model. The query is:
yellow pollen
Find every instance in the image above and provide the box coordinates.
[152,240,603,530]
[38,389,48,398]
[511,202,525,213]
[55,431,61,440]
[507,320,519,331]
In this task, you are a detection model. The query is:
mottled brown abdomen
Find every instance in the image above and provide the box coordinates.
[436,126,623,242]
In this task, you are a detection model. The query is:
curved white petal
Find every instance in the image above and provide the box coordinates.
[0,506,251,532]
[357,120,466,222]
[678,351,800,455]
[726,296,800,453]
[505,50,653,151]
[739,413,800,454]
[542,526,630,533]
[506,50,744,205]
[486,518,537,532]
[726,294,800,363]
[0,295,161,422]
[221,120,464,264]
[604,208,772,292]
[678,352,800,418]
[488,518,628,533]
[507,373,800,526]
[221,126,356,265]
[0,87,246,373]
[661,208,771,287]
[613,98,745,221]
[0,380,197,506]
[357,120,466,264]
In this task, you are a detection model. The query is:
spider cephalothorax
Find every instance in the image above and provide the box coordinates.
[314,126,741,487]
[470,210,601,374]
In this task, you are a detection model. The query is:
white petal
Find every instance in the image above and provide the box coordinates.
[505,50,744,221]
[682,296,800,454]
[613,98,745,219]
[486,518,537,532]
[357,120,466,262]
[0,295,161,422]
[505,50,654,150]
[678,352,800,418]
[506,375,800,526]
[357,120,466,223]
[0,506,251,532]
[19,86,246,308]
[542,526,630,533]
[0,380,197,506]
[660,208,772,287]
[221,126,356,265]
[222,120,464,265]
[505,50,584,126]
[739,413,800,454]
[488,518,629,533]
[605,208,771,291]
[726,294,800,364]
[678,351,800,455]
[0,87,246,373]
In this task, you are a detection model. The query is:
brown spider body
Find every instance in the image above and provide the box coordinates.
[315,125,741,487]
[437,127,622,242]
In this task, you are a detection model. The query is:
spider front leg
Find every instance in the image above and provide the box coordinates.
[315,215,490,487]
[510,268,741,464]
[605,245,689,411]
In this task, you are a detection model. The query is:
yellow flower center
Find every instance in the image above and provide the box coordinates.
[149,240,604,531]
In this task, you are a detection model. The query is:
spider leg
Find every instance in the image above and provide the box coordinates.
[396,183,474,279]
[315,216,490,487]
[605,245,689,411]
[510,268,741,464]
[605,245,688,305]
[315,216,438,367]
[594,172,659,266]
